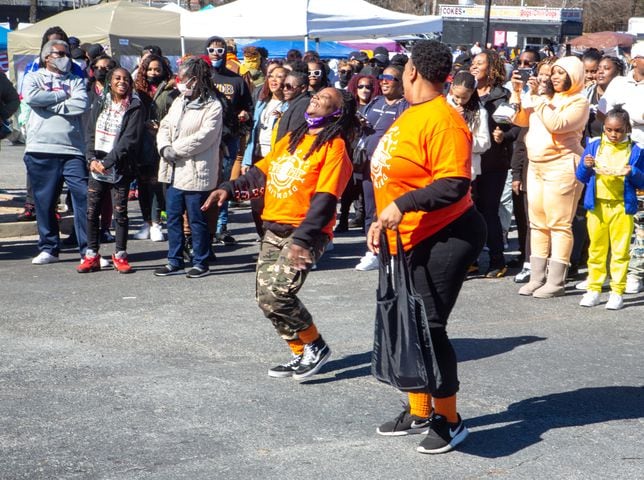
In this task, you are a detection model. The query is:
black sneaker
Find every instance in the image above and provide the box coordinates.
[377,407,431,436]
[186,265,209,278]
[215,231,237,245]
[417,413,469,454]
[154,264,184,276]
[292,336,331,379]
[514,267,531,284]
[268,353,303,378]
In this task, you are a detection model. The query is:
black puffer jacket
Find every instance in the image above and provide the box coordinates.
[480,85,521,173]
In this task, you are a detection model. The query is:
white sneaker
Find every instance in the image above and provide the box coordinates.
[579,291,601,307]
[150,223,165,242]
[575,277,610,291]
[605,292,624,310]
[32,251,60,265]
[99,256,111,269]
[355,251,379,271]
[625,274,642,294]
[133,223,150,240]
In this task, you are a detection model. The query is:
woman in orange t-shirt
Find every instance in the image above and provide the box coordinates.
[202,87,356,381]
[367,40,486,454]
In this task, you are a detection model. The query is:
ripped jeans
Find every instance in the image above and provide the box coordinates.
[87,175,131,254]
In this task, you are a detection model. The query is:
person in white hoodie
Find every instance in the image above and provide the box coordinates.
[22,39,90,265]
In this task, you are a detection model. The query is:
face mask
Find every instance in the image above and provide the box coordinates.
[177,82,193,97]
[147,75,162,86]
[73,59,87,71]
[94,69,108,83]
[52,56,71,73]
[304,109,342,128]
[211,59,224,69]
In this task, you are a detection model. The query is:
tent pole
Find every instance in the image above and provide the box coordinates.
[304,36,309,52]
[181,36,185,57]
[315,37,319,52]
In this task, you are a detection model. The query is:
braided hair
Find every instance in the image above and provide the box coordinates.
[599,55,626,77]
[179,56,217,102]
[287,88,359,160]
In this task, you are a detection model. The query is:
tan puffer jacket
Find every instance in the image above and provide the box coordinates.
[157,93,223,191]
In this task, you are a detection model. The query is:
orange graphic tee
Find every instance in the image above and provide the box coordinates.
[254,133,352,237]
[371,96,473,254]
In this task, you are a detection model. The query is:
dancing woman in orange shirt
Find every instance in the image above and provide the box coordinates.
[202,87,356,380]
[367,40,487,454]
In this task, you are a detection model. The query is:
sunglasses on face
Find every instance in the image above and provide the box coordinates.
[517,60,535,67]
[357,84,373,90]
[339,69,352,74]
[378,74,399,82]
[308,70,323,77]
[207,47,226,55]
[283,83,302,91]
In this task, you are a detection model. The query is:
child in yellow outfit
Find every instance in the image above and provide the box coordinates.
[576,105,644,310]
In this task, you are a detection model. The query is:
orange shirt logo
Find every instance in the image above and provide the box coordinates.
[266,151,307,199]
[371,126,400,189]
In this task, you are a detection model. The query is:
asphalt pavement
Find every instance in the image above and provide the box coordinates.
[1,140,643,479]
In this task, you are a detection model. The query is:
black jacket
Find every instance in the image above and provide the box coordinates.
[480,85,521,173]
[212,66,253,138]
[86,93,145,177]
[275,92,311,143]
[0,72,20,121]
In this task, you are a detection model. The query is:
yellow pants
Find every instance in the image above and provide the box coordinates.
[527,156,584,264]
[586,199,634,295]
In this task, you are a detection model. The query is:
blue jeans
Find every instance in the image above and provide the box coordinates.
[24,152,88,257]
[216,137,240,233]
[166,186,210,269]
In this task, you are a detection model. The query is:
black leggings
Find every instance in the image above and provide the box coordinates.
[407,207,486,398]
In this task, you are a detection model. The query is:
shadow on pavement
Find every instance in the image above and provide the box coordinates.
[461,386,644,458]
[454,336,547,362]
[304,336,546,384]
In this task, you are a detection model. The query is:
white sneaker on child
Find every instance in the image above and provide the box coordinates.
[605,293,624,310]
[579,291,601,307]
[575,277,610,291]
[133,223,150,240]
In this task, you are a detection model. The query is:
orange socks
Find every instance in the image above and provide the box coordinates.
[408,392,432,418]
[286,339,304,356]
[433,395,458,423]
[297,324,319,344]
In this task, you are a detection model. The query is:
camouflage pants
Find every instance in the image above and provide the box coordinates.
[256,229,328,340]
[629,196,644,279]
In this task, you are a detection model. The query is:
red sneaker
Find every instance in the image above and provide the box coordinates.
[77,254,101,273]
[112,253,133,274]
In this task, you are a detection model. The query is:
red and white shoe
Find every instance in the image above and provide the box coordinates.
[112,252,133,274]
[77,254,101,273]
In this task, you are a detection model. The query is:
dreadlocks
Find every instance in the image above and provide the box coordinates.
[287,88,359,160]
[179,56,216,102]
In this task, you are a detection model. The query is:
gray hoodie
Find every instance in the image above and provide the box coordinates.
[22,68,89,156]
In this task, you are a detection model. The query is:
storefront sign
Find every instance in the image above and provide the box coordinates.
[438,5,582,23]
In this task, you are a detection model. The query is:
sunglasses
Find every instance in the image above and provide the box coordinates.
[308,70,323,77]
[357,84,373,90]
[284,83,302,91]
[378,74,399,82]
[207,47,226,55]
[339,69,352,74]
[517,60,535,67]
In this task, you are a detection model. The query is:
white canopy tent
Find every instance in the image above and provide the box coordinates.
[180,0,442,52]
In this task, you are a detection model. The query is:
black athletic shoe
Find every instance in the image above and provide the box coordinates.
[377,407,431,436]
[268,353,303,378]
[154,264,184,276]
[186,265,209,278]
[292,336,331,379]
[417,413,469,454]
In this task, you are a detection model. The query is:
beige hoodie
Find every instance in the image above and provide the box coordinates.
[513,56,589,162]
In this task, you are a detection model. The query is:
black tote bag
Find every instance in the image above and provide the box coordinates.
[371,231,442,392]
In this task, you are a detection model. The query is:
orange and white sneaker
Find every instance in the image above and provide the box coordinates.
[112,251,133,274]
[77,252,101,273]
